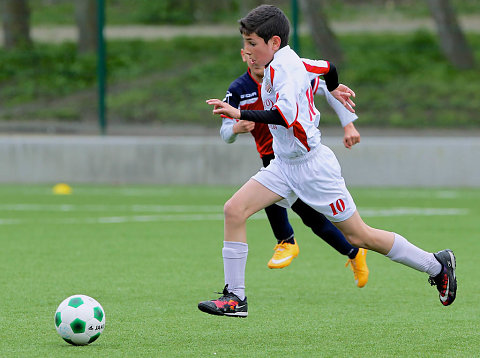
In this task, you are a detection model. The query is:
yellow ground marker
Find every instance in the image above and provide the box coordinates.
[52,183,72,195]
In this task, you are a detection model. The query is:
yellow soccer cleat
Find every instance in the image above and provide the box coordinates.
[268,239,299,269]
[345,248,369,288]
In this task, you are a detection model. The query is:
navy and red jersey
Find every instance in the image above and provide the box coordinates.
[223,68,273,157]
[222,68,317,158]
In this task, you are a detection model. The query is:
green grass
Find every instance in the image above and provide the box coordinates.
[0,185,478,357]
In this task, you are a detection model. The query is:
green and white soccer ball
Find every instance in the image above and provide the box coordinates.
[54,294,105,346]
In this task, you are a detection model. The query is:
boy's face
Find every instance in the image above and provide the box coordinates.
[242,32,280,68]
[241,48,264,80]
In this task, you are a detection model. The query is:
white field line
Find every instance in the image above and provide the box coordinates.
[0,204,223,212]
[0,218,21,225]
[358,208,469,217]
[0,206,469,225]
[6,187,227,197]
[365,190,464,199]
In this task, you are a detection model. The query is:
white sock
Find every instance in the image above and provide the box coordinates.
[222,241,248,300]
[386,233,442,276]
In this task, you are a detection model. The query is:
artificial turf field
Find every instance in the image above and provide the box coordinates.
[0,185,478,357]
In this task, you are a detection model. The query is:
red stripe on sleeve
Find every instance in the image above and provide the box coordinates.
[303,61,330,75]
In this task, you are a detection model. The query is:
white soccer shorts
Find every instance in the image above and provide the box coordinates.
[252,144,356,222]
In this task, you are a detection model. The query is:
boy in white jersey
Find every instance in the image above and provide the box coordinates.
[199,5,456,317]
[221,48,368,285]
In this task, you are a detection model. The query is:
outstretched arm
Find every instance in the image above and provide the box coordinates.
[207,99,286,126]
[315,79,360,148]
[302,59,356,113]
[323,63,356,113]
[207,99,241,119]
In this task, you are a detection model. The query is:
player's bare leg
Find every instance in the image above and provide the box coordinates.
[333,211,394,254]
[198,179,283,317]
[334,210,457,305]
[223,179,283,242]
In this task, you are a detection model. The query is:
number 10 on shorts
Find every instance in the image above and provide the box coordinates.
[329,199,345,216]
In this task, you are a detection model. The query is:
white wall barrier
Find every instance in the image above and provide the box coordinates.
[0,135,478,187]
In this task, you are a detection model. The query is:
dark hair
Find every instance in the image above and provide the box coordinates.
[239,5,290,48]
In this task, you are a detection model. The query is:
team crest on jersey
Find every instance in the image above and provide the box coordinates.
[265,82,272,94]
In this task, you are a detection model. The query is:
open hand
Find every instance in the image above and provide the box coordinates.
[330,84,356,113]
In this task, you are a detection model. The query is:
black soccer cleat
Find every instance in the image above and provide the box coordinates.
[198,285,248,317]
[428,249,457,306]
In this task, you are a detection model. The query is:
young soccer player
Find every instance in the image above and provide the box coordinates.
[199,5,456,317]
[220,48,368,288]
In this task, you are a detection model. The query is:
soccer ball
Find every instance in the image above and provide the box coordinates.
[54,294,105,346]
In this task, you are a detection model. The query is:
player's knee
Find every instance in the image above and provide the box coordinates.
[338,217,374,248]
[345,234,365,248]
[344,228,376,250]
[224,199,247,224]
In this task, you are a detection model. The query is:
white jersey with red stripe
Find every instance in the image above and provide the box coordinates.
[310,77,358,128]
[262,45,329,160]
[302,58,357,128]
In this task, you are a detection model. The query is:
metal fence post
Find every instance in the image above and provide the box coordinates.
[97,0,107,135]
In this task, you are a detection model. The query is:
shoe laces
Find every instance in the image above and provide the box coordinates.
[273,240,290,251]
[345,259,358,276]
[345,256,358,268]
[346,250,368,272]
[429,269,447,291]
[215,284,229,295]
[215,284,237,300]
[271,242,291,261]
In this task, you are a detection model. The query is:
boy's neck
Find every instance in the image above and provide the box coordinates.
[265,45,289,67]
[248,68,263,84]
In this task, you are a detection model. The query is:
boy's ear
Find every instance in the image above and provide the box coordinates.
[270,35,282,51]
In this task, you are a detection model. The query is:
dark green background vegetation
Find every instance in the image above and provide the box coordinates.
[0,0,479,128]
[28,0,480,25]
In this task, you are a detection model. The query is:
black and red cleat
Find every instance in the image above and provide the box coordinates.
[428,249,457,306]
[198,285,248,317]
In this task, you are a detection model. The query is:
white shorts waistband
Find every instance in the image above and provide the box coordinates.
[277,145,321,165]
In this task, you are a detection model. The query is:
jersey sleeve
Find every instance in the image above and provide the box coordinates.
[219,86,241,143]
[311,77,320,95]
[301,58,330,81]
[316,79,358,127]
[220,117,238,143]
